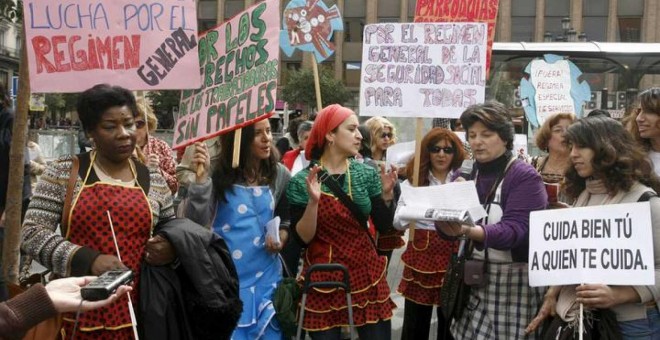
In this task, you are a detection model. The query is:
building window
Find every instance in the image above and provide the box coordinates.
[618,18,642,42]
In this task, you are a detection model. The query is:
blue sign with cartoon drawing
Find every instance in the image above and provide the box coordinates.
[519,54,590,128]
[280,0,343,62]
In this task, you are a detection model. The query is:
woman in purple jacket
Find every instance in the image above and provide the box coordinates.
[436,101,548,339]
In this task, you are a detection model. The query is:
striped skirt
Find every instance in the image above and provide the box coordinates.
[451,262,546,340]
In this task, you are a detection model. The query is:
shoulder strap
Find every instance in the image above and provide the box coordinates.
[318,170,377,249]
[61,156,79,237]
[638,191,658,202]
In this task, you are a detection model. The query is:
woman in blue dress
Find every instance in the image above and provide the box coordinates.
[184,118,291,339]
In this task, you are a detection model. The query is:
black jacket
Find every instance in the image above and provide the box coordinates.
[139,218,242,340]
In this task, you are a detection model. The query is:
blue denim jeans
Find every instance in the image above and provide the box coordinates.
[619,307,660,339]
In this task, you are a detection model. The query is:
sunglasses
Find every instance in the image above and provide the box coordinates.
[135,120,146,129]
[381,132,393,139]
[427,146,455,154]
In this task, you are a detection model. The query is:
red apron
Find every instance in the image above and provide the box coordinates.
[300,193,396,331]
[397,229,458,306]
[61,164,152,340]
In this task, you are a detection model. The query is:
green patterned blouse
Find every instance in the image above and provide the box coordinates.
[287,159,383,216]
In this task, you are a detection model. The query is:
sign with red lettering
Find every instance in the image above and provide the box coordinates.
[23,0,201,93]
[414,0,499,72]
[172,0,280,149]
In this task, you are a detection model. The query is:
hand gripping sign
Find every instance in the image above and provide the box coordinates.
[279,0,343,62]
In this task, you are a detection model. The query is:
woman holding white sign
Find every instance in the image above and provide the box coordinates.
[393,127,466,340]
[527,116,660,339]
[435,101,548,339]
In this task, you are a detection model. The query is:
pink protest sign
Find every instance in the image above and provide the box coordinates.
[172,0,280,149]
[23,0,201,93]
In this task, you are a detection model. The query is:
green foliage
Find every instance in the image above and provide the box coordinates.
[281,67,351,110]
[44,93,65,113]
[146,90,181,129]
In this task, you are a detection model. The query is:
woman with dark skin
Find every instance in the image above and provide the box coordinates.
[21,84,175,339]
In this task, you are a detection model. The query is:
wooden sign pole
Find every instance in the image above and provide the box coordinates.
[408,118,424,240]
[312,55,323,112]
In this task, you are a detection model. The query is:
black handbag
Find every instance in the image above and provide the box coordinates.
[541,309,622,340]
[440,240,472,320]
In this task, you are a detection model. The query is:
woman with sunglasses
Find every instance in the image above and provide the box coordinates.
[531,113,576,208]
[628,87,660,176]
[394,128,466,340]
[287,105,397,339]
[364,116,405,263]
[133,99,178,194]
[435,101,548,339]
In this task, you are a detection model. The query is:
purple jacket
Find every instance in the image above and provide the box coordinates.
[473,159,547,262]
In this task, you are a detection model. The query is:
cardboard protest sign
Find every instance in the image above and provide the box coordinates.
[414,0,498,71]
[529,202,655,287]
[173,0,280,149]
[23,0,200,93]
[359,23,487,118]
[519,54,591,128]
[280,0,343,62]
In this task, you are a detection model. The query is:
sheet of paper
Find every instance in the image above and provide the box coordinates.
[265,216,281,246]
[386,140,415,169]
[399,181,487,221]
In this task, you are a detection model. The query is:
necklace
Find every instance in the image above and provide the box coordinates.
[95,158,132,182]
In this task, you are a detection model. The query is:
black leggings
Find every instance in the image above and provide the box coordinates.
[400,299,453,340]
[309,319,391,340]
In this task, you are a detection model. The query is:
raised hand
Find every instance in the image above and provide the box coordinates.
[305,165,322,203]
[380,164,398,201]
[191,142,210,183]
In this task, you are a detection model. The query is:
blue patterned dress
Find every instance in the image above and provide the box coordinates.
[213,184,283,340]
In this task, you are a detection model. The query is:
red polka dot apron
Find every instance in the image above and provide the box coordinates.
[299,193,396,331]
[397,229,458,306]
[61,160,152,340]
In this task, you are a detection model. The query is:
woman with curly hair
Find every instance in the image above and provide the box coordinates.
[394,127,466,340]
[527,116,660,339]
[531,113,576,207]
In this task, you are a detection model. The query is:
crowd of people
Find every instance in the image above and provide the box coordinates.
[0,82,659,340]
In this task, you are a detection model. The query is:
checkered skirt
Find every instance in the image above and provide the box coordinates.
[450,262,546,340]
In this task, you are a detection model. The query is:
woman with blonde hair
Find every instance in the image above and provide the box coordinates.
[364,116,397,166]
[364,116,404,261]
[133,99,178,194]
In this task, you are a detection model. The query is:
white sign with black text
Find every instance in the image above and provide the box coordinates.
[529,202,655,287]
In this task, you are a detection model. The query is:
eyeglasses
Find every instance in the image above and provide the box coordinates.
[427,146,455,154]
[381,132,393,139]
[135,120,146,129]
